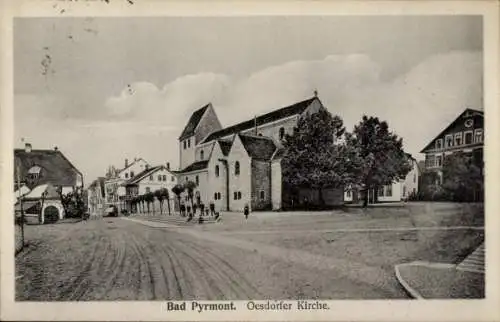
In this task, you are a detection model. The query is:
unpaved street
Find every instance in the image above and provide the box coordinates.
[16,206,483,301]
[16,216,410,300]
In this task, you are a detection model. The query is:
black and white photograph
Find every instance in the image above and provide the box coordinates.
[1,1,499,321]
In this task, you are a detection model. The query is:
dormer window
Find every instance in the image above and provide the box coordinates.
[28,165,42,180]
[435,139,443,150]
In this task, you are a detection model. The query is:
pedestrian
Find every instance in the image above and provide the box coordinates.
[180,203,186,217]
[209,200,215,216]
[244,203,249,220]
[186,204,191,217]
[199,203,205,217]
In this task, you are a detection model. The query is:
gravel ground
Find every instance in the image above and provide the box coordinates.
[16,205,482,301]
[16,218,408,301]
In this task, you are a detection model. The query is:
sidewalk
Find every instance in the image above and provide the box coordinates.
[395,242,485,299]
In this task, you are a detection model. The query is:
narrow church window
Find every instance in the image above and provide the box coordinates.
[279,127,285,140]
[214,192,218,200]
[183,140,186,149]
[200,150,204,160]
[235,161,240,175]
[215,165,219,177]
[188,139,191,148]
[237,191,242,200]
[196,175,199,185]
[233,192,237,200]
[217,192,221,200]
[260,190,265,200]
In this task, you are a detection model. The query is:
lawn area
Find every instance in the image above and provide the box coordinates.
[397,264,484,298]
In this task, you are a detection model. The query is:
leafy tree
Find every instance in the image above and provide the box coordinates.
[281,109,356,207]
[348,116,412,207]
[163,188,171,215]
[154,188,170,215]
[184,180,197,212]
[442,152,483,202]
[144,192,155,214]
[172,183,185,215]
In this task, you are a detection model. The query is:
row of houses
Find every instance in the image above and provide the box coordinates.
[87,158,180,216]
[85,95,484,215]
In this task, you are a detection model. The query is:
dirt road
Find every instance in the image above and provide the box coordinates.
[16,217,409,300]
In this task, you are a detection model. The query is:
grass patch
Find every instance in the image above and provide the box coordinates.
[398,265,484,299]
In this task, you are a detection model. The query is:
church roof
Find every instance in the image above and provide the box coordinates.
[179,104,210,140]
[218,140,232,156]
[238,134,277,161]
[177,160,209,174]
[201,97,317,143]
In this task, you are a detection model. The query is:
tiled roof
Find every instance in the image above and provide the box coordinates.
[177,160,209,174]
[14,149,82,188]
[179,104,210,140]
[201,97,317,143]
[124,166,162,185]
[218,140,232,156]
[239,134,277,161]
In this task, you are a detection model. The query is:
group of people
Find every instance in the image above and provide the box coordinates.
[179,200,219,222]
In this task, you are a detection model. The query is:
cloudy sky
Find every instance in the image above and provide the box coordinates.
[14,16,483,183]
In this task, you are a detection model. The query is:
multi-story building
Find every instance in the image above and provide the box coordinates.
[104,158,149,211]
[176,95,344,212]
[420,108,484,183]
[123,164,179,213]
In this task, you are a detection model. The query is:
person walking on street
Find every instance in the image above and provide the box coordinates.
[244,203,249,220]
[209,200,215,216]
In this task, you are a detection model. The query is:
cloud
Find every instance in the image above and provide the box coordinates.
[15,51,482,182]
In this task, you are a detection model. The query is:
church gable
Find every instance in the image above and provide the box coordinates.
[195,103,222,144]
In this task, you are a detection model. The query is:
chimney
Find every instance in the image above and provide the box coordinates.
[314,89,318,97]
[54,146,58,151]
[125,158,129,168]
[25,143,32,153]
[166,162,170,170]
[145,164,149,170]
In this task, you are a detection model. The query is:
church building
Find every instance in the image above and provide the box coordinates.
[176,95,344,212]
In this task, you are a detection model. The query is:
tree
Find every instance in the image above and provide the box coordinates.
[154,188,170,215]
[442,152,483,202]
[348,116,413,207]
[144,192,155,214]
[184,180,197,213]
[163,188,171,215]
[281,109,354,207]
[171,183,185,215]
